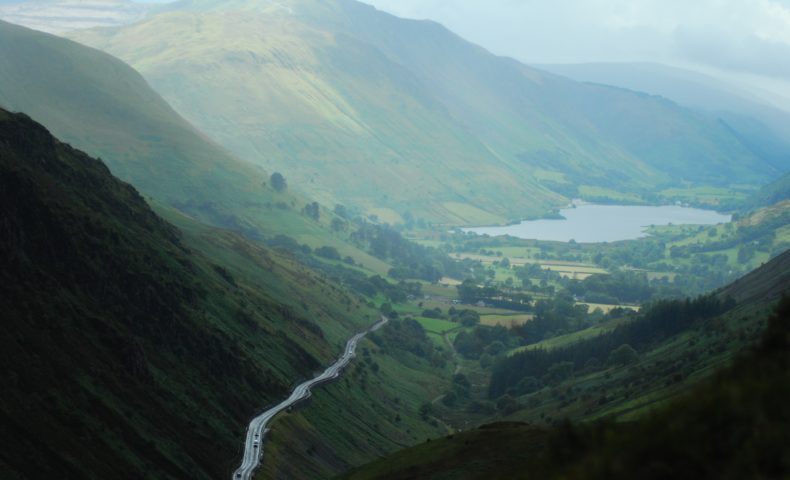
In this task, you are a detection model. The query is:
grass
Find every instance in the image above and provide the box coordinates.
[414,317,460,334]
[659,186,749,206]
[582,303,640,314]
[480,314,535,328]
[578,185,643,203]
[507,316,633,355]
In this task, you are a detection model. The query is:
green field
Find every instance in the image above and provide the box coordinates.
[480,314,535,328]
[414,317,461,334]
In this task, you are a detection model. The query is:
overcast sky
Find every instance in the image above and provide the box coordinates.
[362,0,790,103]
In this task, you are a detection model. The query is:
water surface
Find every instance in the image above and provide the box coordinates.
[464,204,731,243]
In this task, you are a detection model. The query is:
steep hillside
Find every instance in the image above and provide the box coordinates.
[538,62,790,172]
[741,172,790,211]
[721,248,790,304]
[70,0,777,224]
[342,272,790,480]
[0,108,378,478]
[0,19,377,268]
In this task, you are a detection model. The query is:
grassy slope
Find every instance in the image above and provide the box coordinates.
[0,108,384,479]
[258,346,451,479]
[0,107,460,480]
[0,19,382,270]
[496,251,790,425]
[742,171,790,210]
[341,271,790,480]
[70,0,776,224]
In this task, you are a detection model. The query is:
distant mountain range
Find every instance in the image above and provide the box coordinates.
[538,62,790,172]
[67,0,783,224]
[0,0,151,33]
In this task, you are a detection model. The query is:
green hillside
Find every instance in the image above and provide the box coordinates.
[70,0,777,225]
[0,19,373,264]
[0,107,379,478]
[0,106,458,480]
[341,266,790,480]
[742,172,790,211]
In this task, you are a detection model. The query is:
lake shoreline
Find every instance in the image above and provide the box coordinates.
[463,203,732,243]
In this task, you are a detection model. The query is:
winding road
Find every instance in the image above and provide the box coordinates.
[233,316,389,480]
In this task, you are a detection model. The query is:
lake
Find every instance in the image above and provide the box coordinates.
[463,204,731,243]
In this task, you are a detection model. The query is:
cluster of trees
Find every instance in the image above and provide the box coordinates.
[567,271,654,304]
[512,292,601,344]
[488,294,736,398]
[368,317,447,368]
[456,279,533,311]
[440,373,473,407]
[351,223,469,283]
[302,201,320,221]
[454,325,516,361]
[265,234,423,303]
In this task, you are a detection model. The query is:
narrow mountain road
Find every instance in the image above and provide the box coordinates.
[232,316,389,480]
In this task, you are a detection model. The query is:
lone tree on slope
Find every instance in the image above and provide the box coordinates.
[270,172,287,192]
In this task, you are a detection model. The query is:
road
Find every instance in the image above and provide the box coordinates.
[232,316,388,480]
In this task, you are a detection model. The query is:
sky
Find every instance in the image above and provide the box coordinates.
[361,0,790,104]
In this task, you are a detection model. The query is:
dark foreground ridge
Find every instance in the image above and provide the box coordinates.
[0,108,370,479]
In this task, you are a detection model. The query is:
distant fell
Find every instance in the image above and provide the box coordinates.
[538,62,790,172]
[0,19,360,254]
[70,0,778,224]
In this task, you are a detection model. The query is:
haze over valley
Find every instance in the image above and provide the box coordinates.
[0,1,788,479]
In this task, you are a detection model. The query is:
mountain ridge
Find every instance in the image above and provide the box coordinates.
[68,0,779,224]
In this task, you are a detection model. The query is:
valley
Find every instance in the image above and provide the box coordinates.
[0,1,787,479]
[69,0,780,225]
[235,316,387,480]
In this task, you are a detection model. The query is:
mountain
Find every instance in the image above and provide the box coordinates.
[0,19,385,269]
[537,62,790,172]
[0,0,151,34]
[69,0,779,225]
[0,107,453,479]
[741,172,790,211]
[342,253,790,480]
[0,107,380,478]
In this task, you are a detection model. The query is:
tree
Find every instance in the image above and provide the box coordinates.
[315,246,341,260]
[303,202,320,221]
[609,344,639,366]
[419,402,433,419]
[331,218,347,232]
[270,172,287,192]
[334,204,348,219]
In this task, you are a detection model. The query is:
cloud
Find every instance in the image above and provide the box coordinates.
[674,26,790,79]
[362,0,790,80]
